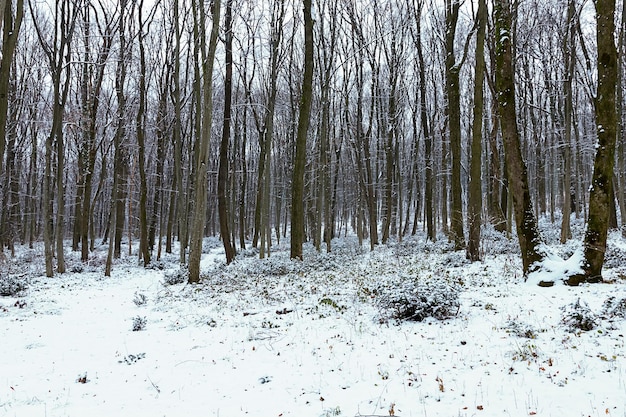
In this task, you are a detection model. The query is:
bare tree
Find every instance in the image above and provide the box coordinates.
[290,0,314,260]
[0,0,23,180]
[494,0,545,275]
[188,0,221,283]
[30,0,81,276]
[569,0,619,284]
[467,0,487,261]
[218,0,236,264]
[444,0,465,250]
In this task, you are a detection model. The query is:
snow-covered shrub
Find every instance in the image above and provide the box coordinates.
[254,256,302,276]
[504,319,539,339]
[511,341,538,362]
[481,224,519,256]
[603,244,626,269]
[133,292,147,306]
[146,261,165,270]
[374,273,461,322]
[132,315,147,331]
[164,268,188,285]
[118,353,146,365]
[601,296,626,318]
[561,298,598,332]
[0,274,28,296]
[202,236,222,252]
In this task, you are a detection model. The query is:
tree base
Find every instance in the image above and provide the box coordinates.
[564,273,603,286]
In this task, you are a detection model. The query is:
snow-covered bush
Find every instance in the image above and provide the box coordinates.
[0,274,28,296]
[133,292,147,306]
[132,315,147,331]
[603,244,626,269]
[504,319,539,339]
[164,268,188,285]
[374,273,461,322]
[146,260,165,270]
[480,224,519,255]
[601,296,626,318]
[561,298,598,332]
[202,236,222,252]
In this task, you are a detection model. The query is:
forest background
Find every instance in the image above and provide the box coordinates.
[0,0,625,284]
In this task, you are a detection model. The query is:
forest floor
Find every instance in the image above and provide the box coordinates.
[1,217,626,417]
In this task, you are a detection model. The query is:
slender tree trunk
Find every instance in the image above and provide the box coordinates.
[445,0,465,250]
[188,0,221,283]
[467,0,487,261]
[150,69,168,256]
[616,0,626,236]
[413,1,435,241]
[290,0,314,260]
[0,0,23,178]
[560,0,576,243]
[173,0,187,263]
[136,0,150,266]
[494,0,544,275]
[218,0,236,264]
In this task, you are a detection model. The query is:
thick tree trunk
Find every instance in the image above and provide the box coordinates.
[569,0,619,284]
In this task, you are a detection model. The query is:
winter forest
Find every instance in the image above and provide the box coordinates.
[0,0,622,281]
[2,0,626,415]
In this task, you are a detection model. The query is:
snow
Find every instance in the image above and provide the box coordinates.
[1,222,626,417]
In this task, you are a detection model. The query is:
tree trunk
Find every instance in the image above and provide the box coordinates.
[414,1,435,241]
[569,0,619,284]
[467,0,487,262]
[445,0,465,250]
[494,0,544,275]
[218,0,236,264]
[136,0,150,266]
[188,0,221,283]
[0,0,23,178]
[560,0,576,244]
[173,0,188,263]
[290,0,314,260]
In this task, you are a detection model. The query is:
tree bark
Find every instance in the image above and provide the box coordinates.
[218,0,236,264]
[445,0,465,250]
[188,0,221,283]
[0,0,23,179]
[290,0,314,260]
[569,0,619,284]
[494,0,544,275]
[136,0,150,266]
[467,0,487,262]
[560,0,576,244]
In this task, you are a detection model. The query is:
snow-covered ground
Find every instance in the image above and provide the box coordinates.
[2,220,626,417]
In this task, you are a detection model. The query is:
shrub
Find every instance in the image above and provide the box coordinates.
[133,292,147,306]
[504,319,539,339]
[0,274,28,296]
[561,298,597,332]
[374,273,461,322]
[601,296,626,318]
[164,268,188,285]
[132,315,147,331]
